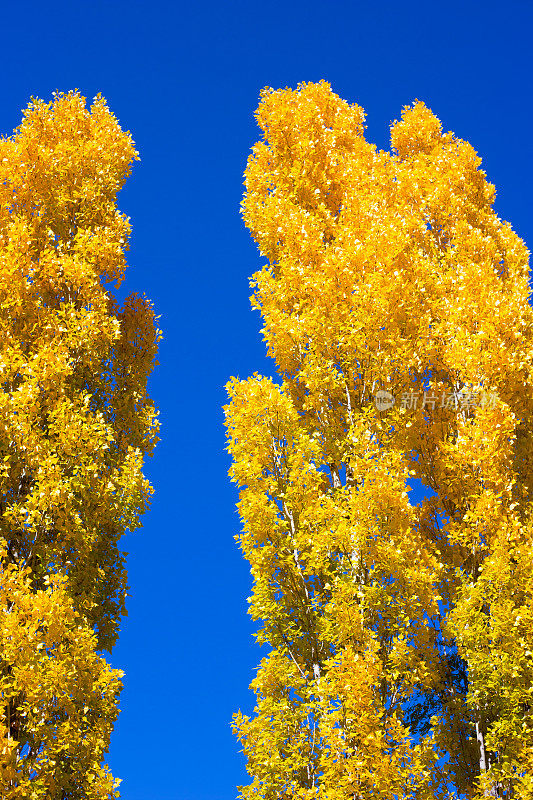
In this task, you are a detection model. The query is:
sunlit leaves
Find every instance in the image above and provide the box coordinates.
[226,80,533,798]
[0,91,160,797]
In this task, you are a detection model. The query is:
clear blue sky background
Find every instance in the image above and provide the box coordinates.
[1,2,532,798]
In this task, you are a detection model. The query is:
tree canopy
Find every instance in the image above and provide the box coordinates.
[225,80,533,799]
[0,91,160,798]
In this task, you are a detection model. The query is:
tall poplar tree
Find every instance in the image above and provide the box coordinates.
[225,81,533,799]
[0,92,160,797]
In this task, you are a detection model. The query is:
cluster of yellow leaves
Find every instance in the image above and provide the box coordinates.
[0,92,160,796]
[226,81,533,798]
[0,543,122,798]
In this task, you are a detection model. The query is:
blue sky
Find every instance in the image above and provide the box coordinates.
[1,1,532,798]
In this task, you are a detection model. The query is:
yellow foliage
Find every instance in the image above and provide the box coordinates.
[226,81,533,798]
[0,92,160,796]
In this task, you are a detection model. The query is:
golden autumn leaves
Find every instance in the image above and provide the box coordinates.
[225,81,533,798]
[0,92,159,797]
[0,545,122,798]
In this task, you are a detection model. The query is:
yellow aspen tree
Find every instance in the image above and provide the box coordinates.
[0,92,160,798]
[225,81,533,799]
